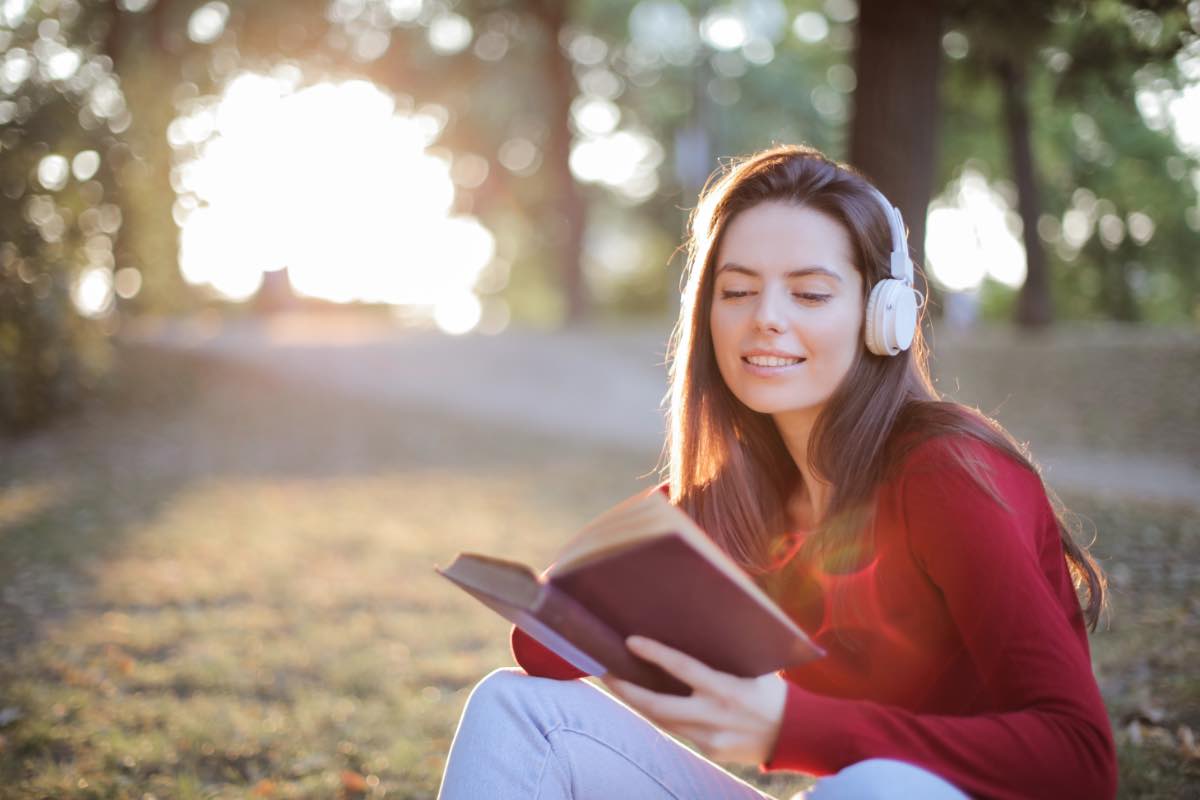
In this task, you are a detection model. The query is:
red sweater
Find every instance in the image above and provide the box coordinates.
[510,435,1117,799]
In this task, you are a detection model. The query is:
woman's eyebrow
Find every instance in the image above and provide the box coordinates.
[717,262,843,282]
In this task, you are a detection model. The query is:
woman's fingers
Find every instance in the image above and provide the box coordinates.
[606,677,725,726]
[601,641,790,766]
[626,636,737,699]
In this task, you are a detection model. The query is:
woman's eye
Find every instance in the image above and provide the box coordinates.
[793,293,832,303]
[719,289,752,299]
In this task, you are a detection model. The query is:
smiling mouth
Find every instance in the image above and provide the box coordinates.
[742,355,806,367]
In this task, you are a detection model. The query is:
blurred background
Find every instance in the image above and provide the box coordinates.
[1,0,1198,797]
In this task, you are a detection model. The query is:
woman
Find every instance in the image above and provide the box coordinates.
[438,145,1116,799]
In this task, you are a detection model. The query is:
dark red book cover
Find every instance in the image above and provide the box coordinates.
[550,533,820,678]
[438,527,822,694]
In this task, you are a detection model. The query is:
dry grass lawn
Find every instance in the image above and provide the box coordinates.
[0,344,1196,798]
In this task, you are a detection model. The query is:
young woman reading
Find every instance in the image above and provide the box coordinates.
[437,146,1116,799]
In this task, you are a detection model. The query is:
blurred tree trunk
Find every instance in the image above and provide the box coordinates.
[850,0,942,319]
[997,56,1053,328]
[1102,245,1141,321]
[102,1,191,313]
[530,0,588,324]
[671,56,716,315]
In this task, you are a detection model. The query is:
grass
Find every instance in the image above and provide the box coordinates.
[0,343,1197,798]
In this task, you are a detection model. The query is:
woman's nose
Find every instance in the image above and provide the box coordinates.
[753,287,787,334]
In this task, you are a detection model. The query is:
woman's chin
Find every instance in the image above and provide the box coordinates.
[734,393,823,420]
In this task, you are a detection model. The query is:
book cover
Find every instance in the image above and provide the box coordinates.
[437,492,823,694]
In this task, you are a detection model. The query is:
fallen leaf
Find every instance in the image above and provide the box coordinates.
[1145,725,1176,748]
[1179,725,1200,760]
[1121,702,1169,727]
[341,770,368,793]
[252,779,277,796]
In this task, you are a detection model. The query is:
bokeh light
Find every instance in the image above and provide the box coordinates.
[700,9,749,51]
[37,154,69,191]
[113,266,143,300]
[792,11,830,44]
[71,266,114,318]
[428,13,472,55]
[71,150,100,181]
[629,1,699,66]
[188,2,231,45]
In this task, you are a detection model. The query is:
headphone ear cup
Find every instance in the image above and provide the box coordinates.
[864,281,886,356]
[890,282,918,352]
[865,279,917,356]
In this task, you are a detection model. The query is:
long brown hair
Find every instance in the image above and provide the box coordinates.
[662,144,1106,630]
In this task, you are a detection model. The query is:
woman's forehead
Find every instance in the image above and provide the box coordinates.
[716,202,857,280]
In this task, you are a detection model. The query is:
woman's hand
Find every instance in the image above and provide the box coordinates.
[599,636,789,765]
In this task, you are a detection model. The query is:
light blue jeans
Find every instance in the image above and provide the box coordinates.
[438,669,970,799]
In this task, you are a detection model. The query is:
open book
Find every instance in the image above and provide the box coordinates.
[436,488,824,695]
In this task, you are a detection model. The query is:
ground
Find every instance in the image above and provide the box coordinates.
[0,324,1197,798]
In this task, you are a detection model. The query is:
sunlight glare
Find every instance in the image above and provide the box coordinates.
[174,73,496,333]
[925,169,1027,292]
[1167,79,1200,156]
[434,293,483,336]
[569,130,663,202]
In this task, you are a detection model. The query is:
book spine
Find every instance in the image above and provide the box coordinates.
[535,583,691,696]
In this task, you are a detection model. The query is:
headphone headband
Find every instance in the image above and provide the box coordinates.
[862,182,922,356]
[866,186,913,287]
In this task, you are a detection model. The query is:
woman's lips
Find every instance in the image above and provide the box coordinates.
[741,354,807,376]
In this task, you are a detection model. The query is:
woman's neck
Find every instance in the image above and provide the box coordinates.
[773,409,830,528]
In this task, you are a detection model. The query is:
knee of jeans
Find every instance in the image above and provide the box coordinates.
[811,758,960,800]
[464,667,583,717]
[464,668,527,710]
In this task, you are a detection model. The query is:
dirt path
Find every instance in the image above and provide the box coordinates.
[123,314,1200,508]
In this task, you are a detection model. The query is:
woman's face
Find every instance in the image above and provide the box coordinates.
[709,201,865,431]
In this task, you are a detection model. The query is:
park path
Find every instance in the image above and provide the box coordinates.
[123,314,1200,508]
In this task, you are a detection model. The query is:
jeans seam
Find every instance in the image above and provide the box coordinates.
[532,723,566,800]
[547,724,687,800]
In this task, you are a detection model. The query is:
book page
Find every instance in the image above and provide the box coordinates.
[437,553,542,609]
[550,486,672,571]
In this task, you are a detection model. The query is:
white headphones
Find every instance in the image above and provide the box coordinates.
[863,187,923,357]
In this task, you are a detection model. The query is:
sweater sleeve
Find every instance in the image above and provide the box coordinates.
[509,623,589,681]
[763,438,1116,800]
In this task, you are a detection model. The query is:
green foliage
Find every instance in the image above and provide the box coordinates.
[0,263,111,430]
[5,0,1199,430]
[940,0,1200,324]
[0,1,126,430]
